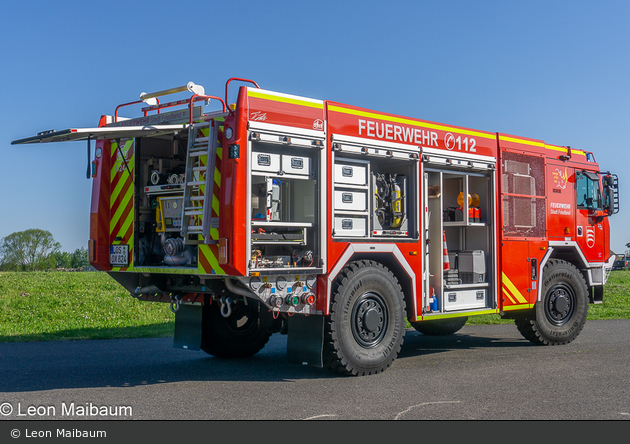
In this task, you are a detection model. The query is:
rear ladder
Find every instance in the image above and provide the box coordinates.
[181,121,219,244]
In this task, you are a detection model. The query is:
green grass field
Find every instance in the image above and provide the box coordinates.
[0,272,174,342]
[0,270,629,342]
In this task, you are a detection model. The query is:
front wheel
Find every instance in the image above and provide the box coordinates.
[324,260,406,376]
[515,259,588,345]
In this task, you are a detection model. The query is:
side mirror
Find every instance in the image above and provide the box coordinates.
[605,187,615,214]
[602,174,619,215]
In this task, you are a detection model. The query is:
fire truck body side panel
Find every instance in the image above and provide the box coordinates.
[83,87,612,317]
[11,79,619,374]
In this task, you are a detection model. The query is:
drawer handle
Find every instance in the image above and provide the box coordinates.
[290,157,303,169]
[342,193,354,204]
[341,219,353,230]
[257,153,271,167]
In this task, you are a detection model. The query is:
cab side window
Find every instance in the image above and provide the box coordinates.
[576,171,601,210]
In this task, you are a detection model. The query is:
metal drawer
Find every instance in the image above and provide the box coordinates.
[334,189,367,212]
[281,155,311,176]
[333,216,367,237]
[334,163,367,186]
[251,152,280,173]
[443,289,486,312]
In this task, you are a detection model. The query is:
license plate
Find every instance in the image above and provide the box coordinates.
[110,244,129,266]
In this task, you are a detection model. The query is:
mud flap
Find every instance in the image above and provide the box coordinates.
[173,304,203,350]
[287,315,324,368]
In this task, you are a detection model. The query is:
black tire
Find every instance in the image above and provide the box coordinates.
[200,297,274,358]
[324,260,406,376]
[410,317,468,336]
[515,259,588,346]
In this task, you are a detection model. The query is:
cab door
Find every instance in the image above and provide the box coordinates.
[575,170,606,263]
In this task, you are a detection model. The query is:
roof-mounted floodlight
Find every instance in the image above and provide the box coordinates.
[139,81,205,101]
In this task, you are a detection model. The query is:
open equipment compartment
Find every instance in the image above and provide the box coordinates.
[424,152,497,315]
[247,130,324,273]
[135,129,197,268]
[331,137,419,241]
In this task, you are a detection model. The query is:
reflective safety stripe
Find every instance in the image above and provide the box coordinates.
[248,90,324,109]
[110,139,135,271]
[499,135,586,157]
[197,118,225,275]
[501,272,528,305]
[198,245,224,275]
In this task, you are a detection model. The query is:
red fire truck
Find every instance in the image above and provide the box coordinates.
[13,78,619,376]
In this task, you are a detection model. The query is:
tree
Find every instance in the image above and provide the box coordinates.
[71,247,89,268]
[49,248,89,269]
[0,229,61,271]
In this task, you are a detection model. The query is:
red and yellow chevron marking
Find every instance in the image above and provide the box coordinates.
[198,118,225,275]
[110,139,135,271]
[501,272,534,310]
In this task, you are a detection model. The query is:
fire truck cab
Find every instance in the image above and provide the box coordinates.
[12,78,619,376]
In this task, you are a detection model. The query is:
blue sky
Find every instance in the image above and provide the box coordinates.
[1,0,629,255]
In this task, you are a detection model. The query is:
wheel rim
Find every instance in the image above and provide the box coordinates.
[351,292,388,348]
[544,283,576,326]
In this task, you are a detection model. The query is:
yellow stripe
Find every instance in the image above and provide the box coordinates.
[499,135,545,148]
[116,212,134,240]
[198,245,225,275]
[248,90,324,109]
[204,251,224,275]
[110,157,133,203]
[421,309,498,321]
[212,193,220,216]
[110,185,133,231]
[502,285,517,304]
[503,303,534,311]
[499,135,586,157]
[110,140,134,183]
[328,104,496,140]
[502,272,528,304]
[133,267,198,275]
[546,144,586,156]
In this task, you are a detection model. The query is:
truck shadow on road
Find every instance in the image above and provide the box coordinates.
[398,327,533,359]
[0,327,532,393]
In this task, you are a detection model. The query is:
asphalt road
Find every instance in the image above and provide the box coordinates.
[0,319,629,421]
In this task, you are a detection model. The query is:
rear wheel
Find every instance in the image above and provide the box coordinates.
[410,317,468,336]
[324,260,406,376]
[200,297,275,358]
[515,259,588,345]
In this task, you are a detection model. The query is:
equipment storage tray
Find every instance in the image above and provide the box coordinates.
[443,288,487,311]
[333,215,368,237]
[334,189,367,212]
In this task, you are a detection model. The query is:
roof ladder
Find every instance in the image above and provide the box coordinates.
[180,121,219,244]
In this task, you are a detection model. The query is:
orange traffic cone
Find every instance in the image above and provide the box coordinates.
[443,231,450,271]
